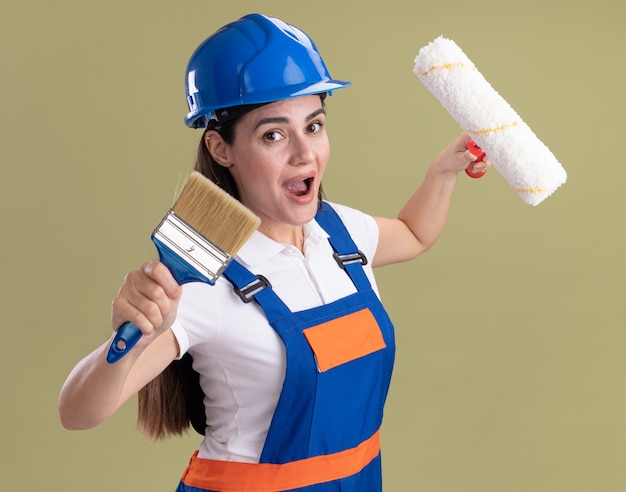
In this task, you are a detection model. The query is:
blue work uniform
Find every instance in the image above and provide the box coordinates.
[176,202,396,491]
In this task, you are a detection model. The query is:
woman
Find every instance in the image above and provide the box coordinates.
[59,13,488,491]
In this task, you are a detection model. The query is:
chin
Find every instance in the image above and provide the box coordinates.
[289,202,320,226]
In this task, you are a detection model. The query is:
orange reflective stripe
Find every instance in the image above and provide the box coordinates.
[302,308,386,372]
[181,430,380,491]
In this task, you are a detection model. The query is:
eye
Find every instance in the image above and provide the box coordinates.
[307,121,324,134]
[263,130,284,142]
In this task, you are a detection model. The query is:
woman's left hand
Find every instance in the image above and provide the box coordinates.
[432,132,491,175]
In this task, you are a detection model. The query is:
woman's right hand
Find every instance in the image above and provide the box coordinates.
[111,260,182,340]
[59,261,181,430]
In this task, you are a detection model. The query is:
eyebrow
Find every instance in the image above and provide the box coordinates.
[253,108,326,132]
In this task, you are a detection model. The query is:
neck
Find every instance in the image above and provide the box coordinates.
[259,224,305,252]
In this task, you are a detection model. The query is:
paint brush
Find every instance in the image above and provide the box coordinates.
[106,171,260,363]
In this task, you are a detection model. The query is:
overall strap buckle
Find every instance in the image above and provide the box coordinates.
[233,275,272,303]
[333,250,368,270]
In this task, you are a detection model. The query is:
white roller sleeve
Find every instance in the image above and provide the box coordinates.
[414,36,566,206]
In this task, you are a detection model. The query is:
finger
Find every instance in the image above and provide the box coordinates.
[464,139,489,178]
[112,267,176,334]
[111,294,158,335]
[142,261,181,300]
[454,132,472,154]
[465,162,487,178]
[466,140,486,162]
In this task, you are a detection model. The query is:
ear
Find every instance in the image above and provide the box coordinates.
[205,131,233,167]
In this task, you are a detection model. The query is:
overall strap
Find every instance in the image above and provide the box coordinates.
[176,257,292,438]
[223,202,373,318]
[223,259,291,323]
[315,202,372,292]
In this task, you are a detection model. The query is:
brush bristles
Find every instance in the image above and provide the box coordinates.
[172,172,260,255]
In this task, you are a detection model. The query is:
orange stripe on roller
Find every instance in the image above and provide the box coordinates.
[303,308,386,372]
[469,121,519,135]
[418,62,476,76]
[181,430,381,491]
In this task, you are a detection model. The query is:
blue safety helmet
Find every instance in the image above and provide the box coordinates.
[184,13,351,128]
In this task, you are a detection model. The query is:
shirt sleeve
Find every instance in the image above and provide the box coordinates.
[170,281,224,358]
[169,319,189,360]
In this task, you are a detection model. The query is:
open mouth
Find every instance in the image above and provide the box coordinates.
[284,177,313,197]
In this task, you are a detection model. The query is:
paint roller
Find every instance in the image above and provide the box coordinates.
[413,36,567,206]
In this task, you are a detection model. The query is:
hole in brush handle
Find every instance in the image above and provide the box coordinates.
[106,322,142,364]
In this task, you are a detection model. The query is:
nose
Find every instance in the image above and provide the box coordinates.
[289,134,315,166]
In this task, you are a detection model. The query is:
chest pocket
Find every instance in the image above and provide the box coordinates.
[302,308,386,372]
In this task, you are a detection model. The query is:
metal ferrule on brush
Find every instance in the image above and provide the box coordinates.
[152,210,232,285]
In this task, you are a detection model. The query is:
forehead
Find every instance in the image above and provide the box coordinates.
[242,95,324,125]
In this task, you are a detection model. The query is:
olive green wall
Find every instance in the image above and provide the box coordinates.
[2,0,624,490]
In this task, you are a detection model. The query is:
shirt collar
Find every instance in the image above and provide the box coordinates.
[236,217,330,268]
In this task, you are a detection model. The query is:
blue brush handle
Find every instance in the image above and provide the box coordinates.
[106,237,215,364]
[107,321,143,363]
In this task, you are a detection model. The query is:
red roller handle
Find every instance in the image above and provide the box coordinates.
[465,140,487,178]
